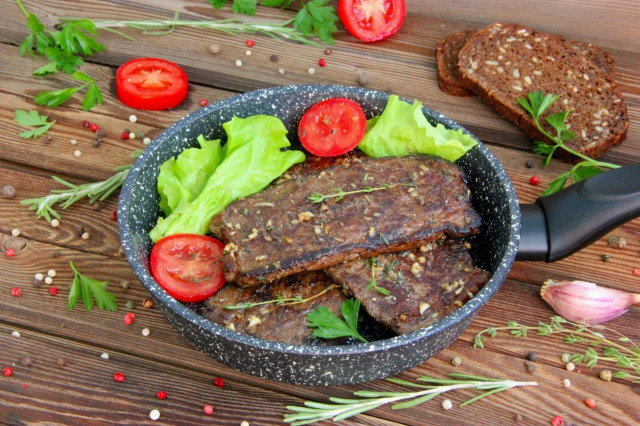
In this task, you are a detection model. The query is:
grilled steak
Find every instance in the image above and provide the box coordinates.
[203,271,347,345]
[324,239,490,335]
[210,155,481,286]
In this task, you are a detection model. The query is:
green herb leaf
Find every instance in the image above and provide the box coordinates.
[67,261,117,312]
[571,165,603,182]
[58,20,104,56]
[34,86,80,108]
[82,80,103,111]
[232,0,258,15]
[294,0,338,44]
[541,172,569,196]
[260,0,294,7]
[42,46,84,75]
[14,109,56,139]
[206,0,229,8]
[545,111,570,134]
[307,299,367,343]
[20,13,52,57]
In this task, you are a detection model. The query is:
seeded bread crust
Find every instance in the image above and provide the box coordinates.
[436,30,475,96]
[457,22,628,158]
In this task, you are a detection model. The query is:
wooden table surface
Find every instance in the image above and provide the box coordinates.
[1,0,639,424]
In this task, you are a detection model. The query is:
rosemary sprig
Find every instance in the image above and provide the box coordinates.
[474,316,640,382]
[224,284,336,310]
[309,182,412,203]
[59,13,320,46]
[364,257,390,296]
[284,373,538,425]
[517,91,620,196]
[20,151,140,222]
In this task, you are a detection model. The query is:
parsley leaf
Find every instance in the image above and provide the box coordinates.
[34,71,103,111]
[68,261,118,312]
[260,0,294,7]
[294,0,338,44]
[58,20,104,56]
[232,0,258,15]
[518,91,620,195]
[19,13,54,57]
[206,0,229,8]
[14,109,56,139]
[206,0,258,15]
[41,46,84,75]
[307,299,367,342]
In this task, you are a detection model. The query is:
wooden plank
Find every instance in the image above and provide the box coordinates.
[1,2,638,162]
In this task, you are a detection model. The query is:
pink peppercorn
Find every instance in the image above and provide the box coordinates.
[90,123,100,132]
[318,58,326,67]
[113,372,125,382]
[3,367,13,377]
[632,268,640,277]
[123,312,135,325]
[82,120,91,128]
[121,131,130,140]
[203,405,214,415]
[49,286,58,295]
[6,248,16,257]
[584,398,597,409]
[11,287,21,297]
[156,390,167,399]
[530,175,540,186]
[246,39,254,47]
[550,415,563,426]
[214,377,224,388]
[200,99,208,107]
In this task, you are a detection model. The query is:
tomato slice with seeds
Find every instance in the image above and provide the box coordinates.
[338,0,407,42]
[150,234,225,303]
[116,58,188,110]
[298,98,367,157]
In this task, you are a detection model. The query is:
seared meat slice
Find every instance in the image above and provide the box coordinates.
[210,155,481,286]
[203,271,347,346]
[324,240,490,335]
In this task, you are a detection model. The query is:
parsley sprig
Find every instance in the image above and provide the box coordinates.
[284,373,538,424]
[34,71,103,111]
[16,0,105,111]
[517,91,620,196]
[207,0,338,43]
[474,316,640,383]
[14,109,56,139]
[68,261,118,312]
[307,298,367,343]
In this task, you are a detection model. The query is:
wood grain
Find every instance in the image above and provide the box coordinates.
[1,0,639,424]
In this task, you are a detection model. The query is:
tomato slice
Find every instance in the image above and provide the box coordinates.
[298,98,367,157]
[150,234,225,303]
[116,58,188,110]
[338,0,406,42]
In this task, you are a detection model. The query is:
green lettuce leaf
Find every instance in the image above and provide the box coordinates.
[157,135,225,215]
[149,115,305,242]
[357,95,477,162]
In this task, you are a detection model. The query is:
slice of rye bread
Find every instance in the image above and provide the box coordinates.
[436,30,476,96]
[437,30,617,97]
[457,22,628,158]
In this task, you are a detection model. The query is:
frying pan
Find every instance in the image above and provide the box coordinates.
[118,85,640,385]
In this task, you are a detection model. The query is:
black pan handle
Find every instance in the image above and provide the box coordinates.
[516,164,640,262]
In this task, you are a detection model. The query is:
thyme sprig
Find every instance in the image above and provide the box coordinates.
[474,316,640,382]
[284,373,538,425]
[59,13,320,46]
[517,91,620,196]
[21,151,140,222]
[364,257,390,296]
[224,284,336,310]
[309,182,413,203]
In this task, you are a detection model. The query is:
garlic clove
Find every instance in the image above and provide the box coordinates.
[540,280,640,325]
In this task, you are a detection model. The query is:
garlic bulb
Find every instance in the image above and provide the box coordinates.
[540,280,640,325]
